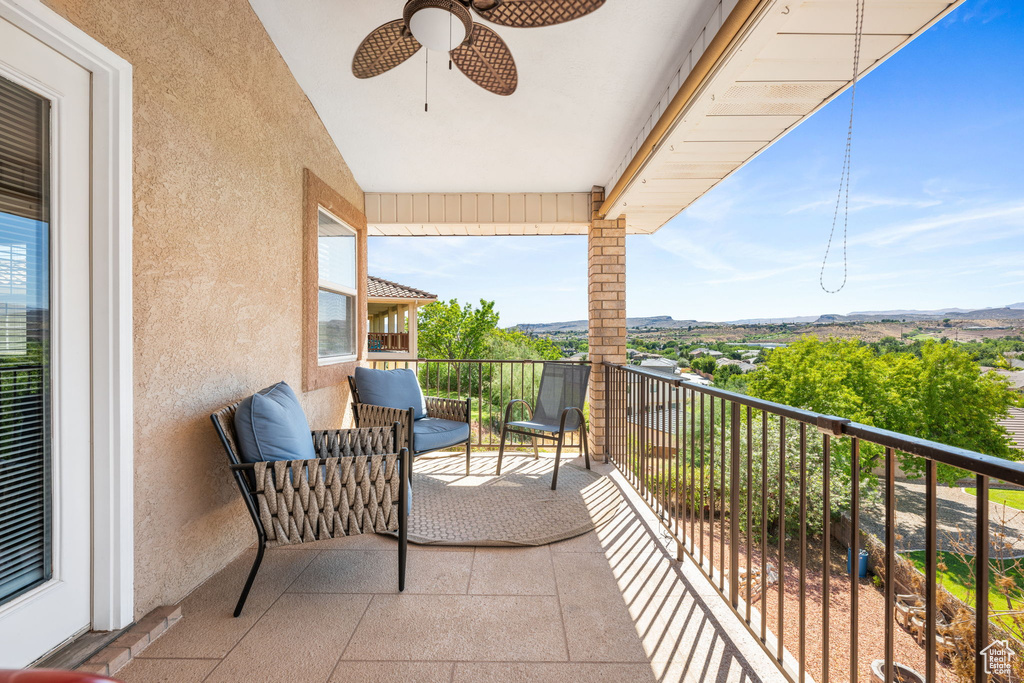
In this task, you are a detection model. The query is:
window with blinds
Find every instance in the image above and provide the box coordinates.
[0,74,52,605]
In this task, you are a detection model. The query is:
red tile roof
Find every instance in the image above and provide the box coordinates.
[367,275,437,301]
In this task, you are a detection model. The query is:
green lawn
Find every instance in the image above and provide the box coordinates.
[903,550,1024,639]
[965,487,1024,511]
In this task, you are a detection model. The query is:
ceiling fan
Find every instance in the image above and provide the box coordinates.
[352,0,605,97]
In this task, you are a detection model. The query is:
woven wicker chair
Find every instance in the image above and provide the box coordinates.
[347,375,472,476]
[211,403,409,617]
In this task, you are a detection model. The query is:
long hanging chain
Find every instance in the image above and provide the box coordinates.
[819,0,865,294]
[424,49,429,112]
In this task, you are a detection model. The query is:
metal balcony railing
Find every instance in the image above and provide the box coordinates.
[368,359,587,451]
[603,361,1024,683]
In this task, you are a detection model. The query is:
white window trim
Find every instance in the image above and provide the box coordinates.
[0,0,134,630]
[316,208,357,366]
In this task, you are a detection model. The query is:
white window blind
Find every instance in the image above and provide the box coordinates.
[0,74,52,605]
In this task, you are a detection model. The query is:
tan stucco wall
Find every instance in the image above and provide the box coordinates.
[42,0,362,618]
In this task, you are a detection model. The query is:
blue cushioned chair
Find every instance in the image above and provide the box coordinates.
[349,367,472,476]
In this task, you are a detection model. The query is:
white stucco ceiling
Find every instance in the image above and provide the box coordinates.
[248,0,719,193]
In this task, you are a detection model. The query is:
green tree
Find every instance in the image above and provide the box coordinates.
[417,299,499,359]
[484,328,563,361]
[713,362,743,386]
[747,337,1021,484]
[691,355,717,375]
[895,342,1021,481]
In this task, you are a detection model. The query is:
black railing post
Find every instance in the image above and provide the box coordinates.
[925,458,937,683]
[977,473,989,683]
[884,447,895,683]
[850,437,860,683]
[730,401,741,608]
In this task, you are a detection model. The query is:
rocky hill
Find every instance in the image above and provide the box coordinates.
[517,303,1024,332]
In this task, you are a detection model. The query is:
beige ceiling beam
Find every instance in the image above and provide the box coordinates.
[598,0,766,219]
[601,0,962,234]
[365,191,592,236]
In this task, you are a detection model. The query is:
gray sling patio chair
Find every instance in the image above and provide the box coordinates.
[496,362,591,490]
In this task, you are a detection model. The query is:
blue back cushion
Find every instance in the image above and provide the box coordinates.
[233,382,316,463]
[354,367,427,420]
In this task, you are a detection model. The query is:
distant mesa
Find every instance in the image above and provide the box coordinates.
[514,303,1024,332]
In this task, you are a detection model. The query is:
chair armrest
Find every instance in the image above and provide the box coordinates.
[503,399,534,425]
[558,406,586,432]
[425,395,471,423]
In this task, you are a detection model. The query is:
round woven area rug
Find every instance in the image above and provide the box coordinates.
[402,454,623,546]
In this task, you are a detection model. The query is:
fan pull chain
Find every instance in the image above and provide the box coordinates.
[424,49,429,112]
[819,0,865,294]
[449,9,453,70]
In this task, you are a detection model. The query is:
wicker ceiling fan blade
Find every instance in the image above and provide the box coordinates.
[470,0,605,28]
[450,24,518,96]
[352,19,422,79]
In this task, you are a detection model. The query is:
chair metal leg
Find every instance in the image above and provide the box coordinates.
[398,449,409,592]
[497,425,508,475]
[580,423,591,470]
[466,440,472,476]
[551,431,565,490]
[531,435,539,459]
[234,541,265,617]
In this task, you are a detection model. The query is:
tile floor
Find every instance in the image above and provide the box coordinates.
[116,455,784,683]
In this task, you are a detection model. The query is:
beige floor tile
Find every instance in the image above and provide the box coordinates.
[330,661,454,682]
[115,657,220,682]
[468,546,556,595]
[288,548,473,594]
[205,593,370,683]
[140,547,319,659]
[552,552,649,662]
[341,594,568,662]
[655,631,781,683]
[304,533,398,550]
[453,662,658,682]
[549,529,604,553]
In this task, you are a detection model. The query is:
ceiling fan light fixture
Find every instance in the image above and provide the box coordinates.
[404,0,472,52]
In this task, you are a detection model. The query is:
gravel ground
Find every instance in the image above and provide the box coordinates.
[682,516,957,682]
[860,479,1024,556]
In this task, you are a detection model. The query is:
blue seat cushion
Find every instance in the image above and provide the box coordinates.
[412,417,470,453]
[354,367,427,420]
[234,382,316,463]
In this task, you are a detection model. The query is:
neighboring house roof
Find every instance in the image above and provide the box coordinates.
[985,368,1024,393]
[640,358,678,375]
[1002,407,1024,451]
[691,348,723,357]
[367,275,437,301]
[715,358,757,373]
[641,357,676,367]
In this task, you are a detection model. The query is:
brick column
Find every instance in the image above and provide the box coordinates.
[587,186,626,462]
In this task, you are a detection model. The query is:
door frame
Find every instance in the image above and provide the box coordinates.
[0,0,133,631]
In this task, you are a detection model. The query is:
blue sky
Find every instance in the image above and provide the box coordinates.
[369,0,1024,327]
